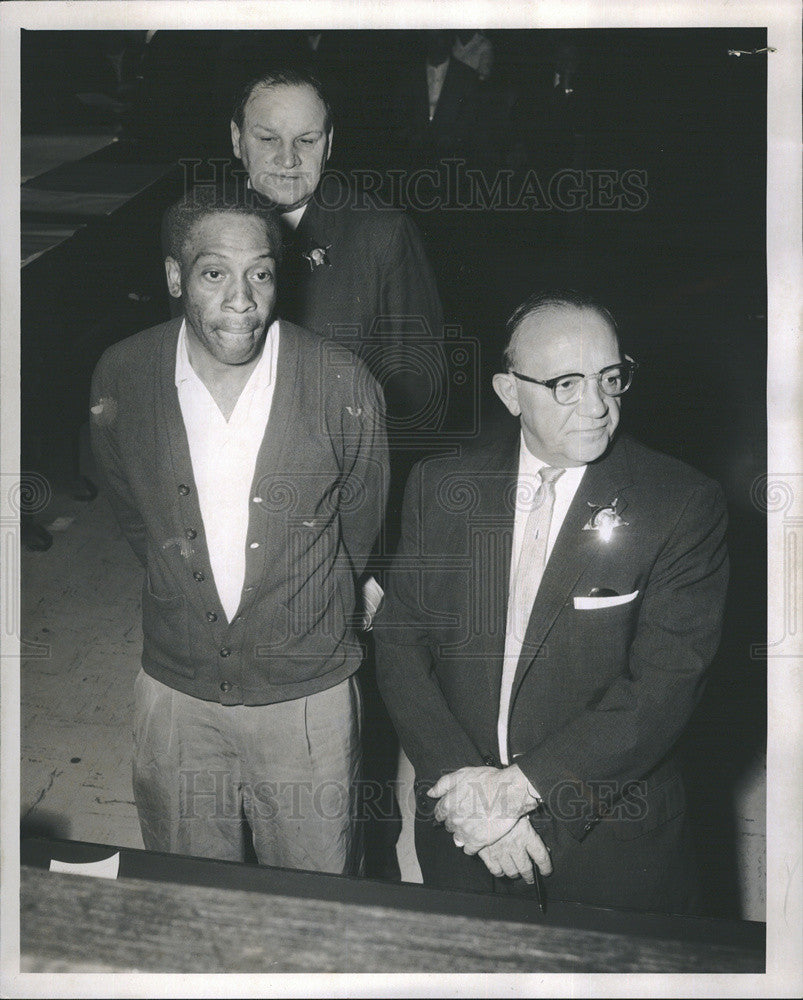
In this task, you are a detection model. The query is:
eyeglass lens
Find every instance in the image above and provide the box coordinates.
[554,365,632,404]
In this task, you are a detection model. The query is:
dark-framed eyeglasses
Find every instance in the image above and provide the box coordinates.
[510,356,638,406]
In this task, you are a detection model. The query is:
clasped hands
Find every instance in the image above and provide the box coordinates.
[427,765,553,884]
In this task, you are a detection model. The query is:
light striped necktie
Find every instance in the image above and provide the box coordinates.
[509,465,565,645]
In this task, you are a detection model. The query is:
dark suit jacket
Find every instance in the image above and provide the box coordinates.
[374,431,729,910]
[277,175,445,432]
[90,317,388,706]
[391,56,487,170]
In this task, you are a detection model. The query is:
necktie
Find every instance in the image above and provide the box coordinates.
[508,465,565,646]
[497,464,565,765]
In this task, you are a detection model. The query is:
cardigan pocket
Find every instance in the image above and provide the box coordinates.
[141,587,195,678]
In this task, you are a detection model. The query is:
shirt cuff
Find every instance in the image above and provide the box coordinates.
[525,777,542,805]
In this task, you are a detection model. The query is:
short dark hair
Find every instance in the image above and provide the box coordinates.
[161,187,283,265]
[502,289,619,369]
[231,66,332,133]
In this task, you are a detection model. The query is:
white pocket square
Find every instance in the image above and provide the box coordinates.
[573,590,639,610]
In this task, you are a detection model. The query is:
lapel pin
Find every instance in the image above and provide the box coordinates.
[302,244,333,270]
[583,498,628,543]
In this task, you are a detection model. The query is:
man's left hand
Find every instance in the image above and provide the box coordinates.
[427,764,539,854]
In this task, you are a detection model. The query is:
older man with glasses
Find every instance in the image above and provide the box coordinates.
[374,289,729,913]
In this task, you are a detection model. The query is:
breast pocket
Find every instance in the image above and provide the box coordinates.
[573,590,639,610]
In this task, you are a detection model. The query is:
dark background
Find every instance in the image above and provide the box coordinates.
[20,27,767,918]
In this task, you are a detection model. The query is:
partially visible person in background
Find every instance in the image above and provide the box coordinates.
[230,67,444,450]
[452,30,494,82]
[390,30,491,175]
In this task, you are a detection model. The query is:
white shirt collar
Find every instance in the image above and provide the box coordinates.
[279,203,308,230]
[518,432,587,486]
[244,176,310,230]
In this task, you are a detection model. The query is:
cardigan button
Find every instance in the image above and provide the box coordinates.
[185,528,197,540]
[178,484,190,496]
[206,611,218,622]
[220,680,232,692]
[219,647,231,657]
[482,754,497,767]
[193,571,205,582]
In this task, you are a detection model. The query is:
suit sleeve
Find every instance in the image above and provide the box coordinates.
[375,213,446,427]
[89,355,148,566]
[516,479,729,841]
[374,465,486,786]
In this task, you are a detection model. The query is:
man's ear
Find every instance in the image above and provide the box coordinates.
[325,126,334,162]
[492,372,522,417]
[231,120,241,159]
[165,257,182,299]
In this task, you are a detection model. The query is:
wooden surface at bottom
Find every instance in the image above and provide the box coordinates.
[19,866,762,974]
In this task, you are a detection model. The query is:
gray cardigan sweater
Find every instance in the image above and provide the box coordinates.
[90,317,389,705]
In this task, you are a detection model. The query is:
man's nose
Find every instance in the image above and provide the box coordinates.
[273,140,299,169]
[577,377,609,417]
[223,277,256,311]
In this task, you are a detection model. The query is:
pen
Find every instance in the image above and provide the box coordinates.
[533,866,546,915]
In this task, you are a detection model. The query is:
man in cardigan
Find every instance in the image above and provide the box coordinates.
[374,290,729,911]
[90,190,388,873]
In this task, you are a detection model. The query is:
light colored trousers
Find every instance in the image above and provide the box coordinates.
[132,669,363,874]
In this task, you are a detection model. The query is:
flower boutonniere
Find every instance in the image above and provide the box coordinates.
[583,498,628,543]
[302,244,333,271]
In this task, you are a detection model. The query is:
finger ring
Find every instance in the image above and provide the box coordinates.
[453,837,465,848]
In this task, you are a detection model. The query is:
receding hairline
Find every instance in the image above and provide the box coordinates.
[505,302,620,370]
[238,79,331,131]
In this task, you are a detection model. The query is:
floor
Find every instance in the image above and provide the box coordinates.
[20,487,143,849]
[19,482,422,882]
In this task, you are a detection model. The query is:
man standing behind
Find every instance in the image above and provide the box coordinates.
[230,67,445,878]
[90,190,388,874]
[230,67,444,443]
[375,290,728,911]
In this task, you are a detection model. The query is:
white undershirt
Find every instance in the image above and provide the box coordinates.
[426,59,449,120]
[279,203,308,230]
[497,435,586,766]
[175,319,279,622]
[244,177,308,230]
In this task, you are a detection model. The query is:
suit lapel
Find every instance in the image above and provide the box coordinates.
[431,58,463,127]
[510,437,635,703]
[474,436,519,708]
[277,188,338,323]
[296,187,338,255]
[412,64,431,124]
